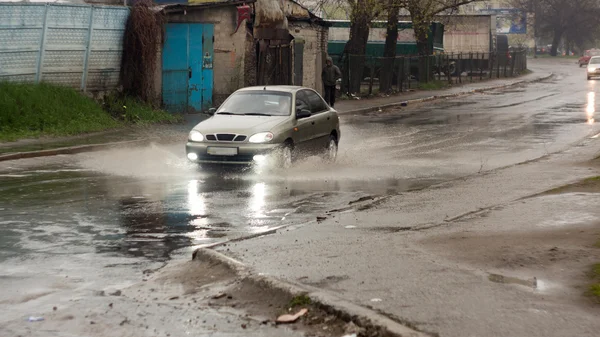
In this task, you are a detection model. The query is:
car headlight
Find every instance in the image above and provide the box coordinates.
[189,130,204,142]
[249,132,274,143]
[589,67,596,72]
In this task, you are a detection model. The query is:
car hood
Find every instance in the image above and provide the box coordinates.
[193,115,288,135]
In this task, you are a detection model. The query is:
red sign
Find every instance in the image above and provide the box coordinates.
[234,5,252,34]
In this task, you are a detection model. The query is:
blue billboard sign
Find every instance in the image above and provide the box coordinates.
[483,8,527,34]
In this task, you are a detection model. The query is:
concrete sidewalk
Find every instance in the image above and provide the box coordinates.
[215,129,600,337]
[0,59,553,162]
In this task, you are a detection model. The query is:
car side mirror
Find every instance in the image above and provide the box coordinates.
[207,108,217,115]
[296,109,311,119]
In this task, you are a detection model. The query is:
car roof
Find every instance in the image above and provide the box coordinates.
[236,86,308,93]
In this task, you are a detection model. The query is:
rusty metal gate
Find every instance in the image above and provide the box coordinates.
[257,42,293,86]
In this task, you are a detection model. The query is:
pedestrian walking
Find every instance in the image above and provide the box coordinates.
[322,56,341,108]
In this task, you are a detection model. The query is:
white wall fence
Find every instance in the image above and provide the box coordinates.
[0,3,129,91]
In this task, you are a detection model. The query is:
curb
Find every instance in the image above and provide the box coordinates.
[0,73,553,163]
[339,72,554,116]
[0,137,165,162]
[192,248,430,337]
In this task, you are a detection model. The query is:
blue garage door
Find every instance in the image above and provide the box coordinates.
[162,23,214,113]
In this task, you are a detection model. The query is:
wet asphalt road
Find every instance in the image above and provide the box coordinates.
[1,59,599,330]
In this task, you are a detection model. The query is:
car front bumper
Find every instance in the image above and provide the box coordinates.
[186,142,280,165]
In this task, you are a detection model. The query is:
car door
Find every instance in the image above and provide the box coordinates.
[304,89,332,152]
[293,90,318,154]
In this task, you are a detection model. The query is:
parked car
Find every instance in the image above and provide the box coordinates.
[587,56,600,80]
[186,86,341,168]
[579,49,600,67]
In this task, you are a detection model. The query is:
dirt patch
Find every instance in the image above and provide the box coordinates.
[124,258,382,337]
[149,259,237,296]
[588,263,600,303]
[422,226,600,270]
[427,170,600,306]
[421,225,600,305]
[224,279,351,336]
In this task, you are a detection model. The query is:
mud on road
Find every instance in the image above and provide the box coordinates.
[1,256,358,337]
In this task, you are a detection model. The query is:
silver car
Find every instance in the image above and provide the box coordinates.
[186,86,341,167]
[588,56,600,80]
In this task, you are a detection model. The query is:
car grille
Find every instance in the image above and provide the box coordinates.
[197,154,254,163]
[205,134,247,142]
[216,134,236,141]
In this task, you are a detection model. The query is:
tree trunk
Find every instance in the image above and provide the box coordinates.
[343,0,370,95]
[550,29,562,57]
[414,25,432,82]
[379,1,399,93]
[409,6,432,83]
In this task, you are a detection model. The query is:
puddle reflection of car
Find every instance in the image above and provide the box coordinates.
[587,56,600,80]
[186,86,341,168]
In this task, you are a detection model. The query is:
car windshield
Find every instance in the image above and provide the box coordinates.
[217,91,292,116]
[590,57,600,64]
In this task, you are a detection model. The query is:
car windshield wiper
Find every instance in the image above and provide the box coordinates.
[243,112,272,116]
[217,112,237,115]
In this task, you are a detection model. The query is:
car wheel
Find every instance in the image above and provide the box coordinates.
[325,135,338,163]
[281,144,293,169]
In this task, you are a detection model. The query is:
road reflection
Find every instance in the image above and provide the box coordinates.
[249,182,266,216]
[187,179,206,217]
[587,92,595,124]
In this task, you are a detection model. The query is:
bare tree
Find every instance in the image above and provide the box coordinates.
[511,0,600,56]
[379,0,402,93]
[399,1,484,55]
[396,0,486,81]
[340,0,384,94]
[308,0,486,90]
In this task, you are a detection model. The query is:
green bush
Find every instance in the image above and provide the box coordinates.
[0,82,180,142]
[0,82,119,140]
[102,92,179,125]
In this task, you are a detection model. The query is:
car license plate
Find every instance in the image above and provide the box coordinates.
[207,147,238,156]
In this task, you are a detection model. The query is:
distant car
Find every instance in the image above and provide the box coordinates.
[186,86,341,168]
[579,49,600,67]
[587,56,600,80]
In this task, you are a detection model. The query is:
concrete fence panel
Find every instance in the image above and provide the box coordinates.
[0,3,129,92]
